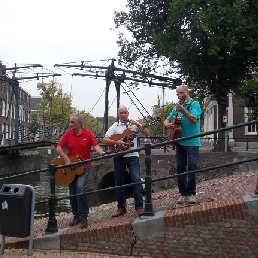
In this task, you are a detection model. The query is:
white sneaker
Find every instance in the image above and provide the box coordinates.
[188,195,197,204]
[177,196,187,204]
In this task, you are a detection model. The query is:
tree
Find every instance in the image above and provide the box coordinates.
[96,116,117,129]
[28,112,40,140]
[114,0,258,150]
[37,80,75,132]
[234,76,258,120]
[79,110,103,135]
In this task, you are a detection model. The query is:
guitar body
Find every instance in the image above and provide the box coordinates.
[107,117,161,153]
[108,128,133,151]
[52,155,85,184]
[167,116,182,145]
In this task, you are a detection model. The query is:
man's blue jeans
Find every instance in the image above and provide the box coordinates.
[176,145,199,196]
[113,156,143,211]
[69,168,90,218]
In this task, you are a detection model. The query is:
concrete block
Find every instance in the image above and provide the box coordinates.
[33,228,68,250]
[132,211,165,237]
[243,195,258,217]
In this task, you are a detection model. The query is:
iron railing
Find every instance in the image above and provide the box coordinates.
[0,120,257,234]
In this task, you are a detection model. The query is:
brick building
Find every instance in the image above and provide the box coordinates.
[0,61,31,145]
[203,93,258,148]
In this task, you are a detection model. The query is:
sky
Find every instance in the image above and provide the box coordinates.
[0,0,178,119]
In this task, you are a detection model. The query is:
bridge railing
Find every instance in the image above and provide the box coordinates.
[0,120,257,234]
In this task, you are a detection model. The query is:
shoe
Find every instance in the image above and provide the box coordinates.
[137,208,144,216]
[188,195,197,204]
[177,195,187,204]
[69,217,81,226]
[112,209,127,217]
[80,217,88,229]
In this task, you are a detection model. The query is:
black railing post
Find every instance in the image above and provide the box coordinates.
[143,143,155,216]
[252,154,258,197]
[45,164,58,234]
[246,137,249,151]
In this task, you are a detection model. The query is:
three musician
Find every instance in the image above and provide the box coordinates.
[56,113,105,229]
[164,85,202,205]
[102,105,150,217]
[54,85,201,225]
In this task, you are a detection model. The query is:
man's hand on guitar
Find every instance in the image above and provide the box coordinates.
[115,139,130,150]
[129,119,141,128]
[63,156,71,165]
[165,122,175,129]
[176,104,185,113]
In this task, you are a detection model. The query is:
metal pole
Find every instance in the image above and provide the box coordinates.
[161,86,165,137]
[1,236,5,255]
[13,82,19,144]
[115,80,121,117]
[143,143,154,216]
[225,128,228,152]
[45,164,58,233]
[251,153,258,198]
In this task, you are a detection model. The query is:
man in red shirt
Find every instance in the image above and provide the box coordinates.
[56,113,105,228]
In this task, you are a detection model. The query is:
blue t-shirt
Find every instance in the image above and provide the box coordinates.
[166,98,202,146]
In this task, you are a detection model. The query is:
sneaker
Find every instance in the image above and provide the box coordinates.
[136,208,144,217]
[188,195,197,204]
[177,195,187,204]
[80,217,88,229]
[69,217,81,226]
[112,209,127,218]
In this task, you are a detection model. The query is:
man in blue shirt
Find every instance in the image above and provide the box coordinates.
[164,85,202,204]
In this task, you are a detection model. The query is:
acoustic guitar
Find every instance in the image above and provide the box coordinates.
[167,99,185,146]
[108,117,161,152]
[52,155,85,184]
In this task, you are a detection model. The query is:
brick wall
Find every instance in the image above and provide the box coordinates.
[60,217,135,256]
[60,197,258,257]
[89,152,239,191]
[133,197,257,257]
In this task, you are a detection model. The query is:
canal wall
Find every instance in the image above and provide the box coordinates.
[0,147,57,176]
[1,147,254,195]
[59,195,258,257]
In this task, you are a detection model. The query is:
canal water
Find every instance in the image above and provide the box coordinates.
[0,172,133,219]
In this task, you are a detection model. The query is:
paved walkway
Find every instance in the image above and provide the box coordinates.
[0,249,139,257]
[1,170,257,257]
[1,147,257,257]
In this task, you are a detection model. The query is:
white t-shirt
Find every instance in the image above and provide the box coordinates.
[105,121,140,157]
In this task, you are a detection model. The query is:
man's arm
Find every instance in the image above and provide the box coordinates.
[56,146,70,164]
[176,104,198,124]
[129,119,150,137]
[93,145,106,155]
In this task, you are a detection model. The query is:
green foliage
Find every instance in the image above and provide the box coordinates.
[234,77,258,120]
[96,116,117,128]
[37,80,75,129]
[114,0,258,128]
[28,112,40,139]
[78,110,103,134]
[36,80,103,134]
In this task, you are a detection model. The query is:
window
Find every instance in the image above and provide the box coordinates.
[245,108,257,134]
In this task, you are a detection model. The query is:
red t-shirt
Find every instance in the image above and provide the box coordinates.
[58,128,98,168]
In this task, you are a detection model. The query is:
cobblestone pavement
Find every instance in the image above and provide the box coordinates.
[0,249,140,257]
[1,147,257,257]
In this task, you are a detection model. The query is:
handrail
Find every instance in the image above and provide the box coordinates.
[0,120,257,233]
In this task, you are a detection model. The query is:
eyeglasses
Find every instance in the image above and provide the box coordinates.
[176,91,185,96]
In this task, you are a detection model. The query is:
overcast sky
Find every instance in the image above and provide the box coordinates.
[1,0,178,120]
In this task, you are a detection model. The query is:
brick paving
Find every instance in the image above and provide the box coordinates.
[0,249,139,257]
[1,148,257,257]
